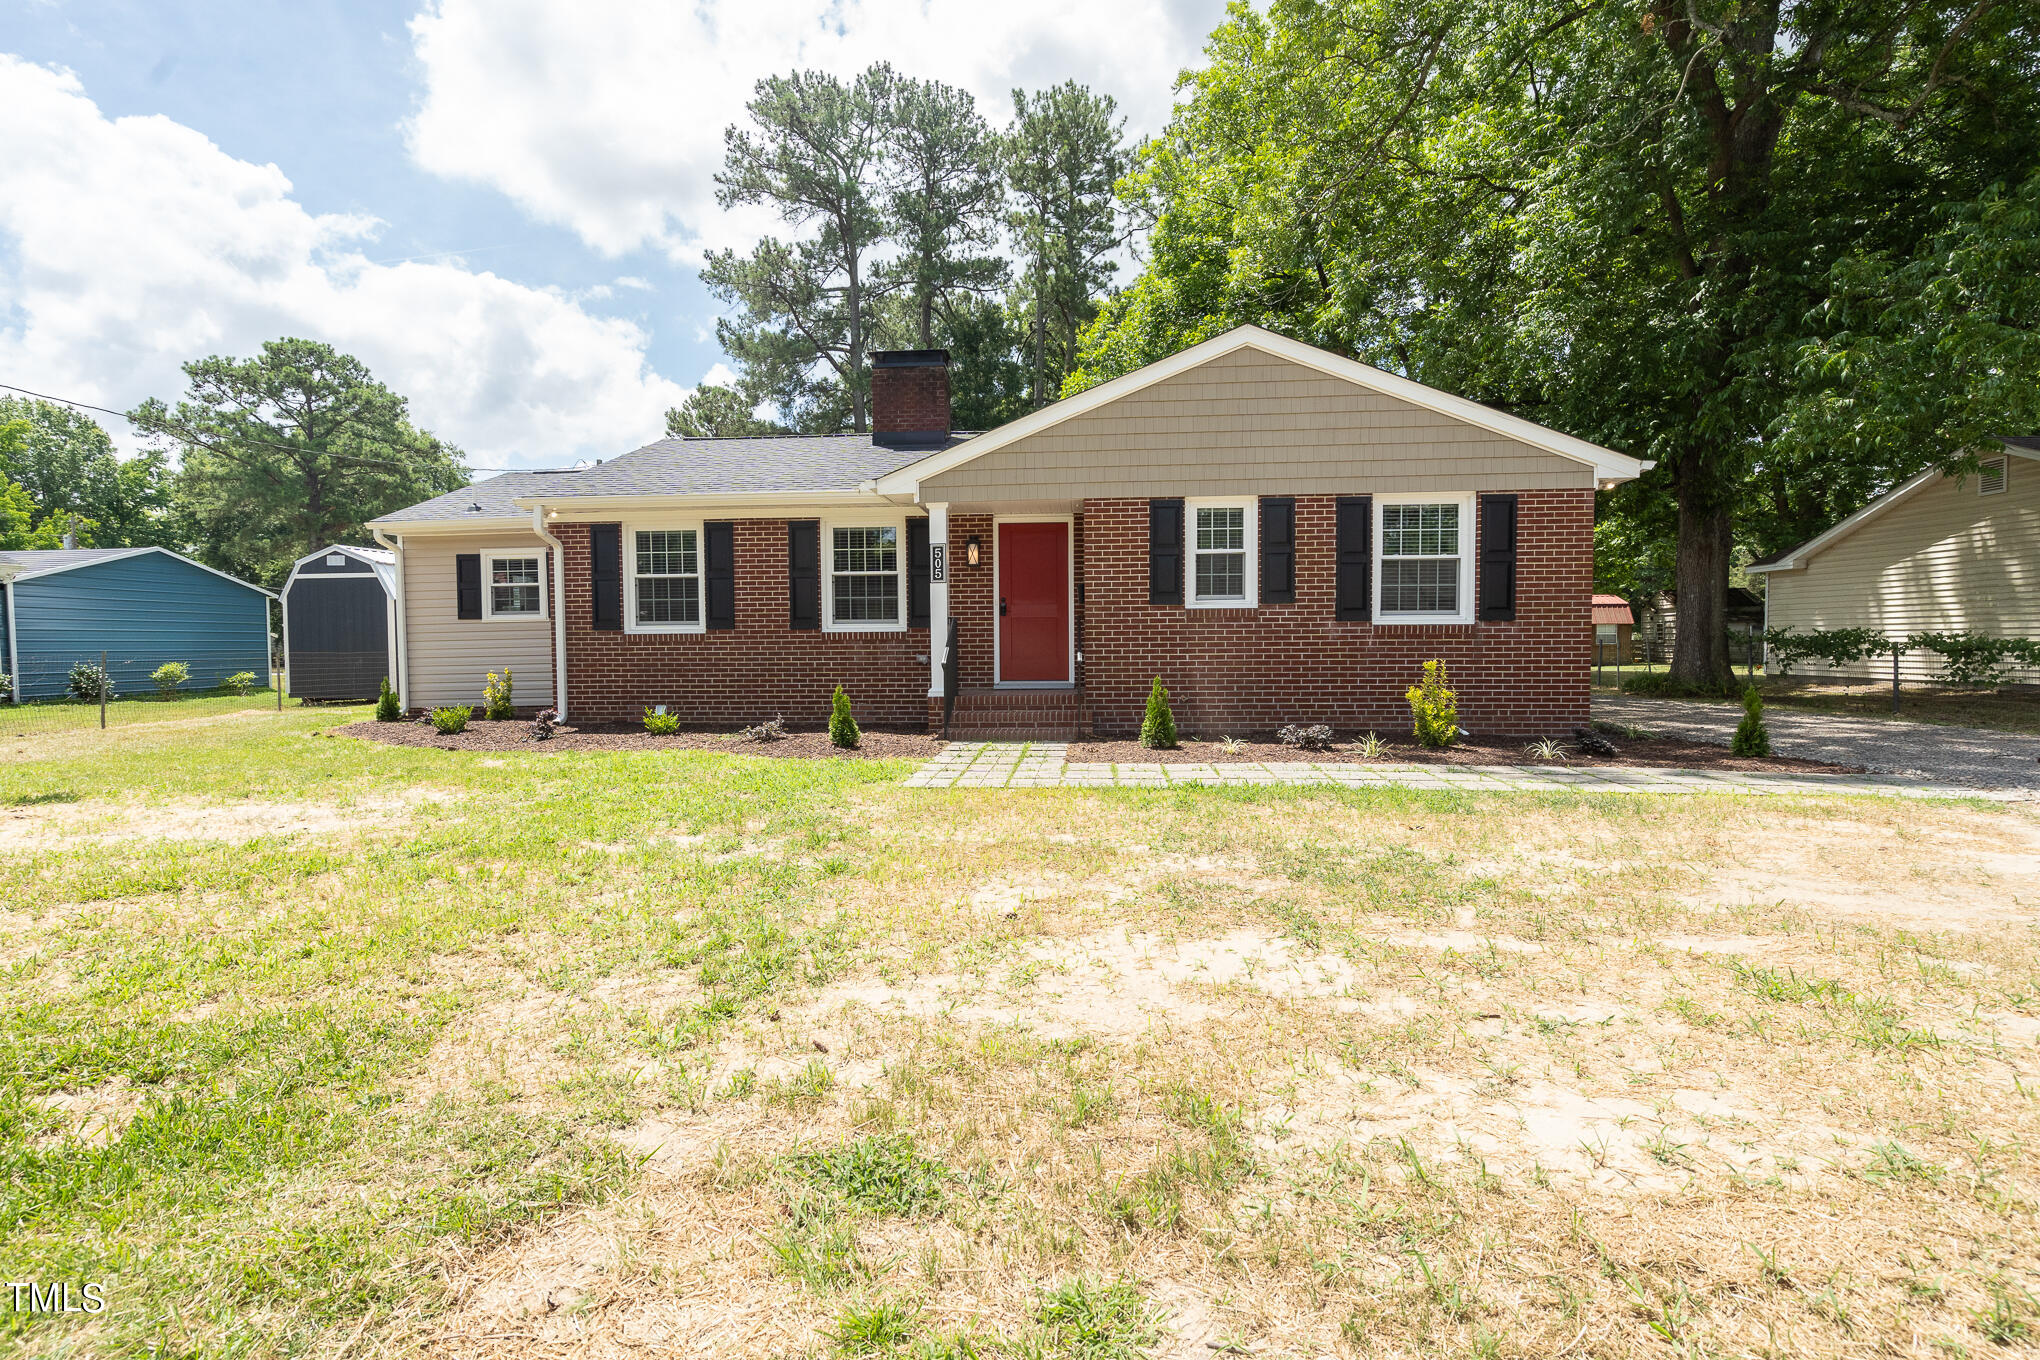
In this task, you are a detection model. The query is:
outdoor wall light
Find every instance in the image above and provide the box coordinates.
[966,536,981,567]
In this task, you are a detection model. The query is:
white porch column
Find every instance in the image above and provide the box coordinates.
[926,501,949,698]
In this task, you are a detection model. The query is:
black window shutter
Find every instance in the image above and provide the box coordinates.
[589,524,622,631]
[789,521,821,630]
[1259,497,1295,604]
[1334,496,1372,621]
[906,518,930,629]
[455,553,482,620]
[1479,493,1519,622]
[1148,498,1184,605]
[705,521,736,630]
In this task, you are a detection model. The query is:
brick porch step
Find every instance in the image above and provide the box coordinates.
[943,688,1086,740]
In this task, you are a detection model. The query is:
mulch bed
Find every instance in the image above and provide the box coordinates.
[1064,734,1864,774]
[332,719,942,759]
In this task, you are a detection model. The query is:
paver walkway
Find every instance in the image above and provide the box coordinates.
[904,741,2017,799]
[1594,695,2040,791]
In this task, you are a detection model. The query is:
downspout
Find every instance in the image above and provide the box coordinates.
[531,504,568,723]
[371,528,410,712]
[3,576,18,705]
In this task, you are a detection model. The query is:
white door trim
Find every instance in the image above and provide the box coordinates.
[992,514,1075,689]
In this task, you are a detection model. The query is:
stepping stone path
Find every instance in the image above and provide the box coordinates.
[904,742,2019,799]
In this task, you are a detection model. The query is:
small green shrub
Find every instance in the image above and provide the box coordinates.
[429,705,471,735]
[67,660,112,703]
[1138,676,1177,749]
[0,672,11,702]
[1730,686,1771,757]
[483,668,514,720]
[829,684,860,748]
[374,676,402,721]
[220,670,256,696]
[1406,659,1458,748]
[644,707,679,735]
[1619,671,1744,698]
[149,660,191,696]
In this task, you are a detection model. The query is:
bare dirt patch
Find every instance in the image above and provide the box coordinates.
[335,719,940,758]
[0,787,451,850]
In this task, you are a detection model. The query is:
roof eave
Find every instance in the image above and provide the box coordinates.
[513,489,894,515]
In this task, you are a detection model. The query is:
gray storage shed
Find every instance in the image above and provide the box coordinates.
[281,545,398,701]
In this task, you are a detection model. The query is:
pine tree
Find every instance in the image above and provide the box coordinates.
[1139,677,1177,750]
[829,684,861,749]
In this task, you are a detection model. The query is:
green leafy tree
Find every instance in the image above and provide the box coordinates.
[707,66,898,433]
[0,418,60,551]
[881,75,1008,349]
[664,384,782,439]
[1077,0,2039,688]
[1006,82,1131,407]
[0,397,173,549]
[131,339,467,584]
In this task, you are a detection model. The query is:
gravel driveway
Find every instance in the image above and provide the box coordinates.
[1593,695,2040,791]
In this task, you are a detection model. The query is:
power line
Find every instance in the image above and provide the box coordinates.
[0,380,523,472]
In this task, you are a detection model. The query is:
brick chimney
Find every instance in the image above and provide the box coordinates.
[870,349,951,448]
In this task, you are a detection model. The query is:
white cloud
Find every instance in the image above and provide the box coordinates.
[0,55,687,469]
[405,0,1226,262]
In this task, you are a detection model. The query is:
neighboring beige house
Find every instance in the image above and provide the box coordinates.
[1749,438,2040,681]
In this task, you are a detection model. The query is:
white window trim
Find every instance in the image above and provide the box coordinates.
[479,547,548,622]
[822,514,909,633]
[622,521,707,635]
[1374,493,1475,626]
[1979,455,2008,496]
[1184,495,1259,609]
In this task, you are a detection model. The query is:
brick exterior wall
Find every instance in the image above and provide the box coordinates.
[551,491,1591,735]
[554,521,930,725]
[871,359,950,438]
[1078,491,1592,737]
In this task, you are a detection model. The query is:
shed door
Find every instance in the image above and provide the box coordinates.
[286,577,390,700]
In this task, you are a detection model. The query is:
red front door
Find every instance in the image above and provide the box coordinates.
[997,521,1070,683]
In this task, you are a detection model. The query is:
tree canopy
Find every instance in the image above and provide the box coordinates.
[130,339,468,584]
[0,396,174,549]
[1076,0,2040,685]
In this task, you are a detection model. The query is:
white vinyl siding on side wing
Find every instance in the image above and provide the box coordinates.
[401,530,555,706]
[1764,460,2040,682]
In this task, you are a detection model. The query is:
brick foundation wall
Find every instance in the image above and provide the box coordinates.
[1078,491,1593,738]
[555,521,930,725]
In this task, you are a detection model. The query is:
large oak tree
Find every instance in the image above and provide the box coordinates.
[1076,0,2039,686]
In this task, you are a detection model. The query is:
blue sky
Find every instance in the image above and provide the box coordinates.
[0,0,1227,470]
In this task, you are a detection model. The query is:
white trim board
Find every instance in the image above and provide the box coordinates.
[870,325,1650,497]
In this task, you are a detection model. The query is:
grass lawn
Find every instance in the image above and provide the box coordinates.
[1595,664,2040,735]
[4,710,2039,1357]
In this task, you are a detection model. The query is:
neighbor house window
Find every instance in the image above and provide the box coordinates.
[1186,497,1257,607]
[484,552,544,620]
[632,528,700,629]
[1377,499,1469,621]
[828,525,901,627]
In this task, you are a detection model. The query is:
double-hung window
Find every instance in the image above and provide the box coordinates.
[632,528,701,630]
[483,551,544,620]
[1377,498,1470,622]
[828,524,901,628]
[1185,498,1257,607]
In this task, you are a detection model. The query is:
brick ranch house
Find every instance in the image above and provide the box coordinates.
[368,326,1648,738]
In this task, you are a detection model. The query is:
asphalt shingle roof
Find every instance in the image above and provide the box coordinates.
[371,433,971,524]
[535,433,966,500]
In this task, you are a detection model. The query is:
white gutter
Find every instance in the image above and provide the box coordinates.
[371,528,411,712]
[531,504,568,723]
[3,577,17,705]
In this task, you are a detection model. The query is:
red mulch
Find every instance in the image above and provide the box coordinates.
[332,719,941,758]
[1065,734,1863,774]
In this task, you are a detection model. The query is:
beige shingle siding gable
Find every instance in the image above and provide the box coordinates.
[916,347,1594,505]
[1764,459,2040,681]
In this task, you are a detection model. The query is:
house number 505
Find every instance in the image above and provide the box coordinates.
[931,543,946,583]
